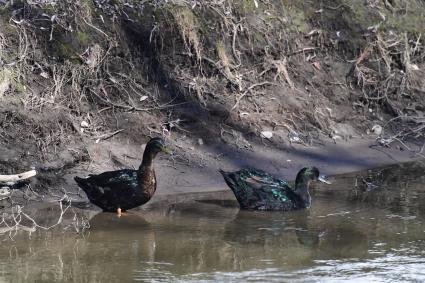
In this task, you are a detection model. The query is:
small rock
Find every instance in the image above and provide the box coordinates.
[290,136,302,143]
[371,125,382,135]
[260,131,273,139]
[198,138,204,145]
[40,71,49,79]
[332,135,342,141]
[409,64,419,71]
[0,187,11,196]
[80,121,89,128]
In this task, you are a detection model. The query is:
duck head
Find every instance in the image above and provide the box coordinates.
[141,137,172,167]
[145,137,173,154]
[294,166,331,208]
[295,167,331,185]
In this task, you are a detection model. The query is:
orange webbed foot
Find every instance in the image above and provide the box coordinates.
[117,208,128,217]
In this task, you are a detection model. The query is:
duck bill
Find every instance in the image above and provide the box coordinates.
[161,146,173,155]
[318,175,331,184]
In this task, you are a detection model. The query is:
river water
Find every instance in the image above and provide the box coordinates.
[0,162,424,282]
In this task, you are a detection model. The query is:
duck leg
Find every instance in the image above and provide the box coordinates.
[117,207,129,217]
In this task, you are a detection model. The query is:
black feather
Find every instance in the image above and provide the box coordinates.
[219,167,322,211]
[74,137,170,212]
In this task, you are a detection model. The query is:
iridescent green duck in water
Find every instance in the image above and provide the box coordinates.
[74,137,172,216]
[219,167,330,211]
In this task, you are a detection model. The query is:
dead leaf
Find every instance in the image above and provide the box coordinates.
[312,62,321,70]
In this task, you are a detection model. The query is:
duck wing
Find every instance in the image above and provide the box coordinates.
[75,169,138,200]
[219,168,297,210]
[87,169,138,188]
[242,168,289,187]
[252,184,303,211]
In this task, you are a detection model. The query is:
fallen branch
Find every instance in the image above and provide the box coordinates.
[232,81,276,110]
[92,129,124,142]
[0,170,37,185]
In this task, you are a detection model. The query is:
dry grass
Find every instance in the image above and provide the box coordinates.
[171,5,202,61]
[1,0,424,153]
[0,32,5,59]
[350,30,425,143]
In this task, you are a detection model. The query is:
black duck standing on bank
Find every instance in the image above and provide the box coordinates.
[74,137,172,215]
[219,167,330,211]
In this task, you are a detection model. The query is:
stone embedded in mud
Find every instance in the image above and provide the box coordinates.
[260,131,273,139]
[372,125,383,135]
[0,187,10,196]
[80,121,89,128]
[290,136,301,143]
[40,72,49,79]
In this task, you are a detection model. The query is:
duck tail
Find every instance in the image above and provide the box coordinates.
[218,169,238,191]
[74,176,84,185]
[74,176,91,192]
[219,169,249,208]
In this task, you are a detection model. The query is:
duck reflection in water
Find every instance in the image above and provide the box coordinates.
[221,209,320,248]
[84,193,368,273]
[87,212,157,263]
[223,209,368,262]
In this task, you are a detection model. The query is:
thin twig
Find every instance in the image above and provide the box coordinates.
[232,81,276,110]
[92,129,124,141]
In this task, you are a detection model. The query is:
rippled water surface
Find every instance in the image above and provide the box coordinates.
[1,162,425,282]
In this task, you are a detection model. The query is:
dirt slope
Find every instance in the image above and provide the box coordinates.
[0,0,424,191]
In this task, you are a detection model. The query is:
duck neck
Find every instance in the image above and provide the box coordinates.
[294,180,311,208]
[139,149,157,170]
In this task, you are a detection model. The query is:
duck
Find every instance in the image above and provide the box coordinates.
[74,137,172,216]
[219,166,330,211]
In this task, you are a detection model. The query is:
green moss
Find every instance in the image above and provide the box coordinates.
[0,68,26,96]
[290,9,309,33]
[349,4,378,27]
[41,4,56,13]
[251,31,267,46]
[0,23,16,35]
[14,81,26,94]
[329,2,425,35]
[0,4,11,17]
[56,42,75,59]
[0,69,10,83]
[384,9,425,34]
[76,31,89,45]
[82,0,97,10]
[168,4,202,57]
[52,30,89,63]
[233,0,258,15]
[169,4,198,26]
[196,9,219,35]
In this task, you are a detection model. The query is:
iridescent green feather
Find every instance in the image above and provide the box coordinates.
[220,168,303,211]
[220,166,322,211]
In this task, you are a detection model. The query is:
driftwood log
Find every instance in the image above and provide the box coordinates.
[0,170,37,185]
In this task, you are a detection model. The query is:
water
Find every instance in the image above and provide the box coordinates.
[0,162,425,282]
